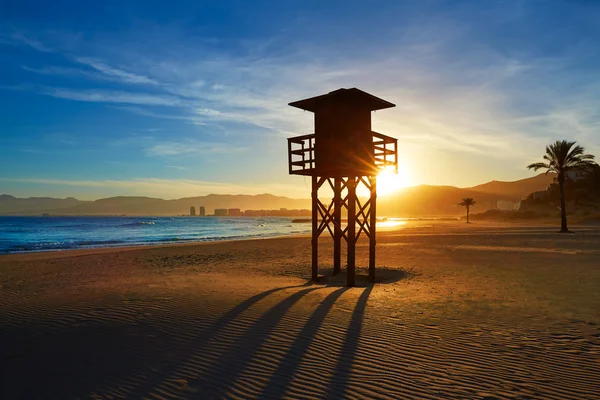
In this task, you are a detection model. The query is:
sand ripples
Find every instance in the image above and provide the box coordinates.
[3,283,599,399]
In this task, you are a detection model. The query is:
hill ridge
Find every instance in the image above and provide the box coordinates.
[0,174,554,216]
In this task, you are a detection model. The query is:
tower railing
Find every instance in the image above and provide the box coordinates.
[287,131,397,176]
[287,133,316,175]
[372,131,398,173]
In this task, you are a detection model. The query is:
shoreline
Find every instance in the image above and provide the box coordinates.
[0,232,313,259]
[3,219,599,259]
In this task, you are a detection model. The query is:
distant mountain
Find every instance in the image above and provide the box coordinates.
[0,174,552,216]
[0,194,311,216]
[377,184,514,217]
[467,173,555,200]
[0,194,85,214]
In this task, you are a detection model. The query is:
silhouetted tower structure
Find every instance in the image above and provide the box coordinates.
[190,206,196,216]
[199,206,206,216]
[287,88,397,286]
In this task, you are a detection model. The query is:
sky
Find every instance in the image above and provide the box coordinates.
[1,0,599,200]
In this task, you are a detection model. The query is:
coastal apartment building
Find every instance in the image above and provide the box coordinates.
[228,208,241,216]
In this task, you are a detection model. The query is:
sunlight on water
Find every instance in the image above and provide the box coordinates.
[377,219,407,228]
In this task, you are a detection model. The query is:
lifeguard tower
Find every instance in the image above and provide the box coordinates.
[287,88,397,286]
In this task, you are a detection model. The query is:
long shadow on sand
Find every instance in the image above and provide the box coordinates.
[0,284,310,399]
[188,269,406,398]
[327,284,373,398]
[122,283,314,398]
[180,286,321,398]
[1,268,408,399]
[257,286,349,398]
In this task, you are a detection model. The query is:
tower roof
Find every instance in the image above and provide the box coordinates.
[289,88,395,113]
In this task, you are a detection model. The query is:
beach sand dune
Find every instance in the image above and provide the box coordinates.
[1,222,599,399]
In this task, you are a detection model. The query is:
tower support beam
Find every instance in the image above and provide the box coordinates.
[311,175,319,282]
[333,177,342,275]
[347,177,357,287]
[369,176,377,282]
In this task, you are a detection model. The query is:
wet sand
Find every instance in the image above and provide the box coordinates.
[1,221,599,399]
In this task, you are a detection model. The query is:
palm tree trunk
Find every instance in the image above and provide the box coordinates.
[466,206,469,223]
[558,172,568,232]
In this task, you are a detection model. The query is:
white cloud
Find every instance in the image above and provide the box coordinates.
[74,57,158,85]
[146,140,247,156]
[9,32,52,52]
[41,87,182,106]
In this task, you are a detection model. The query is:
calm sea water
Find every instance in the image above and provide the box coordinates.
[0,216,312,254]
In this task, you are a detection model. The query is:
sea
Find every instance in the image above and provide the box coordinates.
[0,216,312,254]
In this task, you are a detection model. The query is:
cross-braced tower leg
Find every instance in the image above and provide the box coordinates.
[311,175,319,281]
[346,176,357,287]
[333,176,342,275]
[369,175,377,282]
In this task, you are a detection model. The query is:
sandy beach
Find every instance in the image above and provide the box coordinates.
[1,221,599,399]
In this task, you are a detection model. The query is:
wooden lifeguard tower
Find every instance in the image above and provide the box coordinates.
[287,88,398,287]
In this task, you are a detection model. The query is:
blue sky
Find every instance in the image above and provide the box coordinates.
[1,0,599,199]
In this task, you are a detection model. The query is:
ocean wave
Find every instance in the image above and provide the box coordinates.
[4,239,126,253]
[120,221,156,227]
[0,216,307,253]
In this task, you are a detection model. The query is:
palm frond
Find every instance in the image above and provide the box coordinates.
[527,162,550,171]
[458,197,476,207]
[533,140,597,174]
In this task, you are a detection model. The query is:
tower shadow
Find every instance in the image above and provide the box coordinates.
[313,266,409,287]
[122,283,312,398]
[170,286,321,399]
[327,284,373,398]
[258,286,349,398]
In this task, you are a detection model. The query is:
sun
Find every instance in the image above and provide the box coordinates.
[376,165,411,196]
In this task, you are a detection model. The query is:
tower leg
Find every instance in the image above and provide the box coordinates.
[333,177,342,275]
[369,176,377,283]
[347,176,356,287]
[311,175,319,282]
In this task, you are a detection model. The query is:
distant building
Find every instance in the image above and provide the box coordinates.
[243,209,311,217]
[553,170,588,185]
[214,208,228,216]
[199,206,206,216]
[228,208,241,217]
[190,206,196,216]
[566,170,587,182]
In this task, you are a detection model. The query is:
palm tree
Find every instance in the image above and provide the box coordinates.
[459,197,476,223]
[527,140,597,232]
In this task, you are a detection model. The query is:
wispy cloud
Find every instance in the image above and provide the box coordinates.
[165,165,188,171]
[40,87,183,106]
[74,57,158,85]
[146,140,247,156]
[8,27,600,159]
[109,105,199,121]
[8,32,52,52]
[3,2,600,191]
[22,63,157,86]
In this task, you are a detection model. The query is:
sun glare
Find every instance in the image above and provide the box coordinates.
[376,166,411,196]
